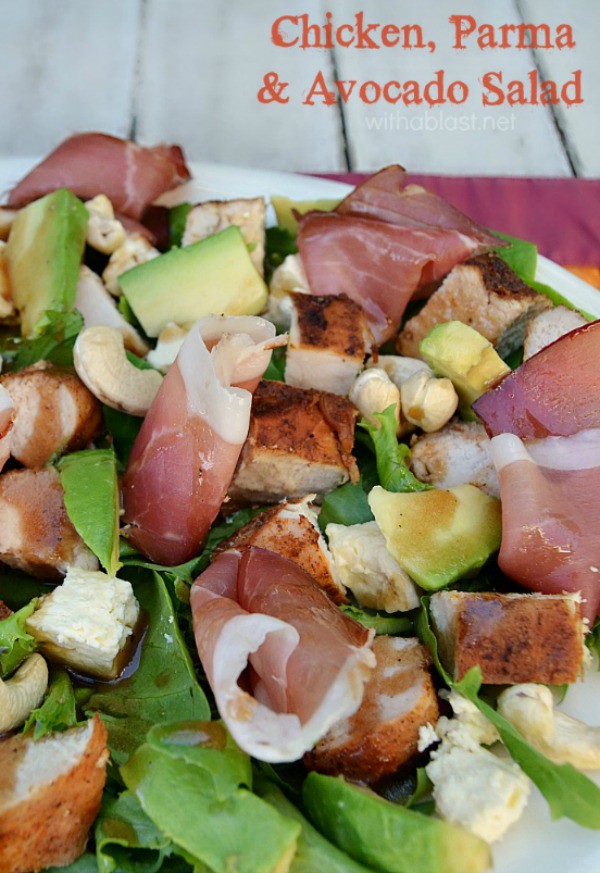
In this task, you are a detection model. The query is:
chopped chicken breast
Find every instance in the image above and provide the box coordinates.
[229,380,358,504]
[219,496,346,603]
[397,253,551,358]
[1,362,103,467]
[285,293,369,395]
[523,304,587,360]
[409,420,500,498]
[183,197,266,276]
[304,636,439,783]
[430,590,585,685]
[0,716,108,873]
[0,467,98,578]
[326,521,419,612]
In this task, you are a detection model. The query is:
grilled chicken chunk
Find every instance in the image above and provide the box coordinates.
[430,591,585,685]
[183,198,266,276]
[0,467,98,578]
[523,304,587,361]
[218,496,346,603]
[1,363,102,467]
[229,380,358,504]
[304,636,439,784]
[285,293,369,395]
[0,716,108,873]
[409,420,499,498]
[397,254,551,359]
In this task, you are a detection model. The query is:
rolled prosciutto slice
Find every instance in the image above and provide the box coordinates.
[122,316,285,564]
[491,431,600,623]
[474,320,600,439]
[191,547,375,762]
[8,133,190,221]
[0,385,14,472]
[297,166,499,343]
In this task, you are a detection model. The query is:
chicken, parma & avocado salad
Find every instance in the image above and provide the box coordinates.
[0,133,599,873]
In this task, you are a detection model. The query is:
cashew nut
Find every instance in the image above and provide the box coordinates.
[367,354,432,387]
[85,195,127,255]
[75,266,149,357]
[102,233,160,296]
[349,368,401,431]
[74,326,163,416]
[0,653,48,732]
[400,370,458,433]
[498,684,600,770]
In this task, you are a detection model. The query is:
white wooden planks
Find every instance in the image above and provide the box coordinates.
[0,0,142,158]
[518,0,600,176]
[332,0,572,175]
[134,0,346,172]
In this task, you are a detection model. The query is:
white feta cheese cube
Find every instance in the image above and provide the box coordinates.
[26,568,139,679]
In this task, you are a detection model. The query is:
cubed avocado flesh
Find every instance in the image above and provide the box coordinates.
[119,225,268,338]
[420,321,510,419]
[271,196,339,235]
[6,189,88,336]
[303,773,491,873]
[368,484,501,590]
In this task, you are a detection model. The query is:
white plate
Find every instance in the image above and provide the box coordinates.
[1,158,600,873]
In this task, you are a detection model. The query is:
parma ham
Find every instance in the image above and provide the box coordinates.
[474,320,600,439]
[191,546,375,762]
[8,133,190,221]
[0,385,14,472]
[297,166,499,343]
[491,432,600,623]
[122,316,285,565]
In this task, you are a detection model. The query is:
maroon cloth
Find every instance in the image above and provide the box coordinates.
[315,173,600,266]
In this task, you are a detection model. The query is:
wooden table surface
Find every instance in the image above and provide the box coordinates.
[1,0,597,177]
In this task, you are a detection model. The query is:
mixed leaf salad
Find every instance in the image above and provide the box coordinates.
[0,135,599,873]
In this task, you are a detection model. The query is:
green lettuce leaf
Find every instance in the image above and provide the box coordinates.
[0,309,83,372]
[84,570,210,766]
[493,233,537,282]
[264,226,297,280]
[23,668,82,740]
[103,406,142,471]
[121,724,300,873]
[0,600,37,677]
[417,599,600,829]
[58,449,121,576]
[358,406,430,493]
[340,604,412,636]
[95,789,175,873]
[168,203,193,249]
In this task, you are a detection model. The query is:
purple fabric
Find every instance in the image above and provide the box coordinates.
[314,173,600,265]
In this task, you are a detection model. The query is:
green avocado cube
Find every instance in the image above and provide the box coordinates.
[6,189,88,336]
[303,772,492,873]
[368,484,501,590]
[420,321,510,419]
[119,225,268,337]
[271,195,339,235]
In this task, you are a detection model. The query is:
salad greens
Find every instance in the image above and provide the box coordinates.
[358,406,430,494]
[417,599,600,829]
[120,723,300,873]
[83,570,210,766]
[0,309,84,372]
[58,449,121,576]
[340,604,412,636]
[24,668,82,740]
[0,600,37,677]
